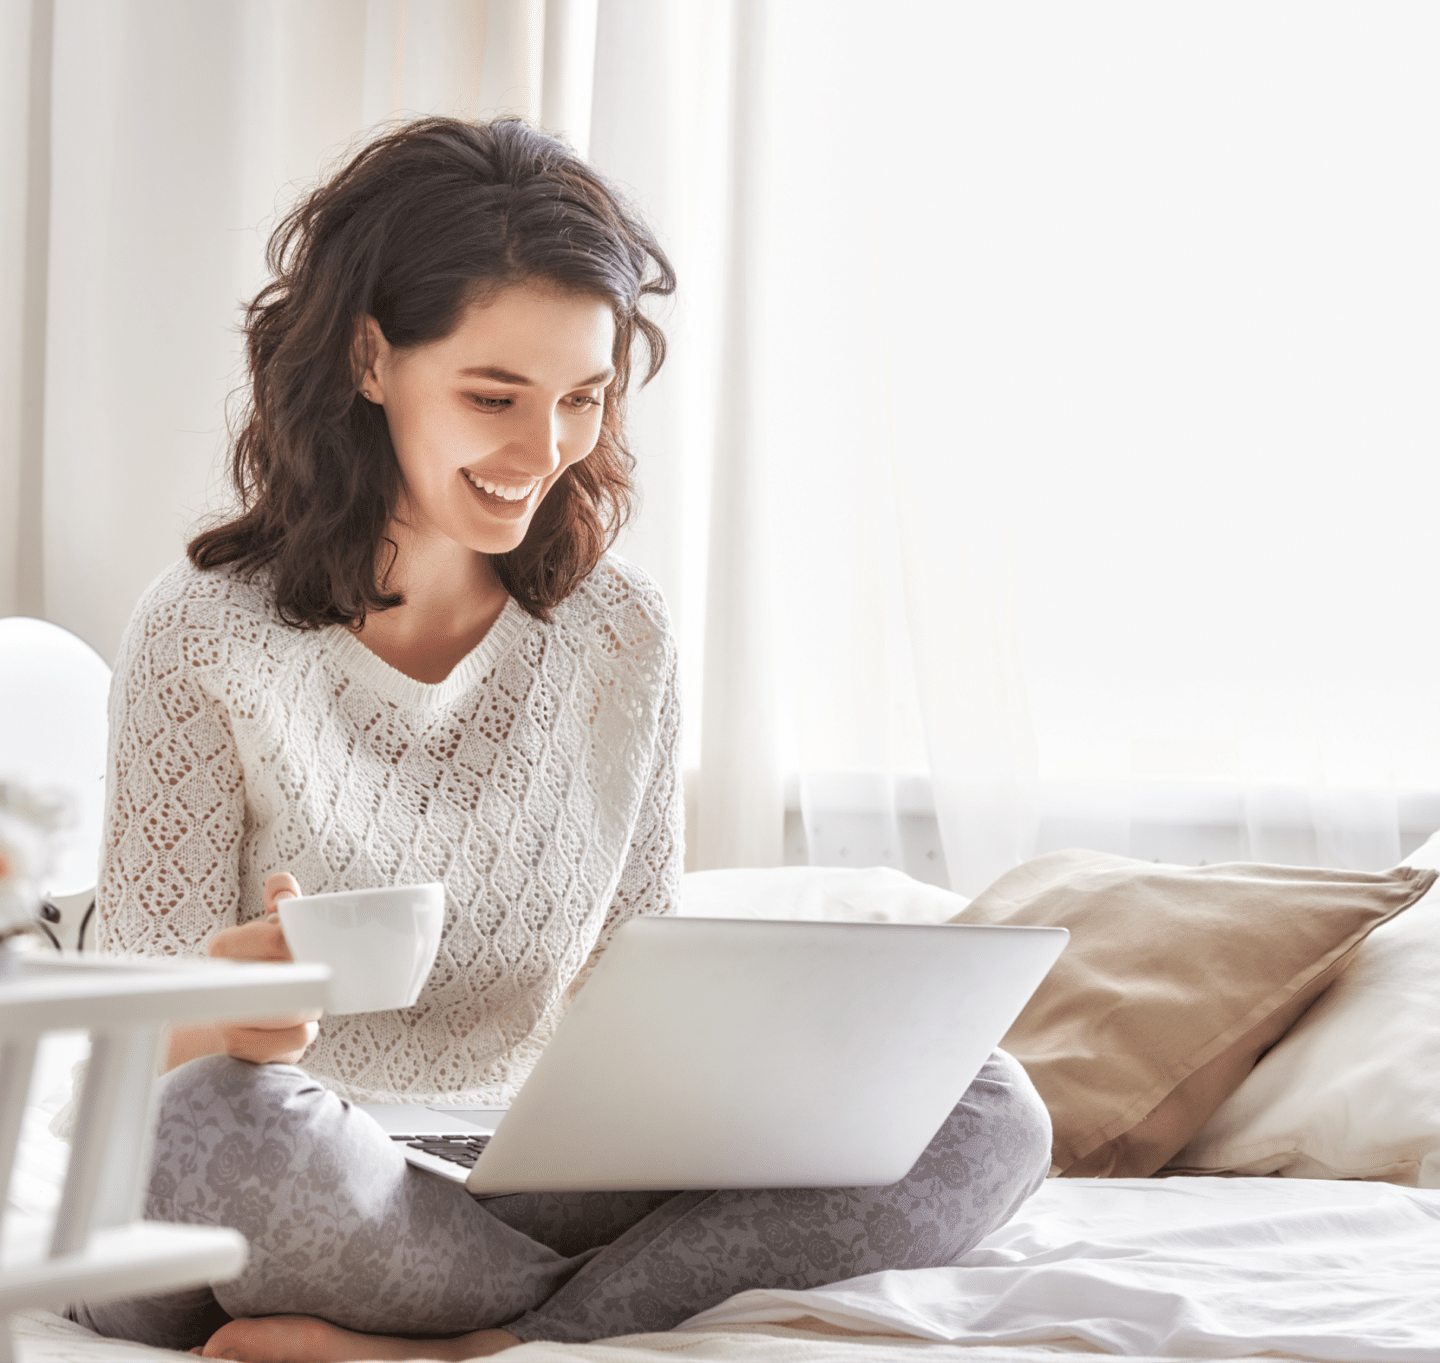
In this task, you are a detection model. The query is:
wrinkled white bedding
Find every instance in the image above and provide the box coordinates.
[681,1176,1440,1360]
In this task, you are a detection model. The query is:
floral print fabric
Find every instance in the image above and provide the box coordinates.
[72,1051,1050,1350]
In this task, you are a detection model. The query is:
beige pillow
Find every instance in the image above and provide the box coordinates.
[1166,868,1440,1186]
[950,850,1434,1178]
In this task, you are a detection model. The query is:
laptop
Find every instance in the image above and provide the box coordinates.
[362,915,1066,1194]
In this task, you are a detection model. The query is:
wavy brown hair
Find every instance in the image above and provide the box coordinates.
[189,117,675,626]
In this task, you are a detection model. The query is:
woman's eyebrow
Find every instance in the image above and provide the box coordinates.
[458,364,616,386]
[459,365,531,383]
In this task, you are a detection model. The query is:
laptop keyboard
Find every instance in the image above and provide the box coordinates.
[389,1133,492,1170]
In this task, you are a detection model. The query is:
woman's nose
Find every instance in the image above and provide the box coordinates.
[512,407,563,477]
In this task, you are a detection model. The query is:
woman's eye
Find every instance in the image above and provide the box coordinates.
[469,394,511,411]
[567,393,603,411]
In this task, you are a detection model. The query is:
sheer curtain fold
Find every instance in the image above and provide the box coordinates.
[0,0,51,622]
[587,0,781,869]
[691,0,783,871]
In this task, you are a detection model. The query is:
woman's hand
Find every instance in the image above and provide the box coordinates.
[163,873,324,1072]
[205,872,301,967]
[209,874,323,1064]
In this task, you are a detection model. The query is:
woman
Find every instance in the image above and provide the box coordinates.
[76,117,1051,1361]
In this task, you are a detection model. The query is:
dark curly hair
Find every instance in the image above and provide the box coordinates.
[189,116,675,626]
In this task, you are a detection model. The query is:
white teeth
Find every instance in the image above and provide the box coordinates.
[465,472,536,502]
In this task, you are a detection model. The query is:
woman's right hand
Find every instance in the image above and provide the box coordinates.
[164,873,323,1072]
[207,873,323,1064]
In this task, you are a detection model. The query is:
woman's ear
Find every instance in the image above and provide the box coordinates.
[352,315,387,402]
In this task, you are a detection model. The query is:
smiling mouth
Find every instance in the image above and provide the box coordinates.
[462,470,539,504]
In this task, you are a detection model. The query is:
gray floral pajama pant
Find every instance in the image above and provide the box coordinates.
[72,1049,1050,1350]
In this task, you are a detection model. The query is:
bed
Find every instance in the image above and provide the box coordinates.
[8,857,1440,1362]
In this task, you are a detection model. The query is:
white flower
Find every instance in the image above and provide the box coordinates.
[0,782,73,941]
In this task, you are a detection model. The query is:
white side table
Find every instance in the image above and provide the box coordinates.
[0,953,329,1362]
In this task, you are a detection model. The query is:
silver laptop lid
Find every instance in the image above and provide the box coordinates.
[466,916,1065,1195]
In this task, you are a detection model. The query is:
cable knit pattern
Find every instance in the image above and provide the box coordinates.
[96,554,682,1106]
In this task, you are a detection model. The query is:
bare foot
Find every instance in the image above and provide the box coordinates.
[200,1315,522,1361]
[779,1313,911,1340]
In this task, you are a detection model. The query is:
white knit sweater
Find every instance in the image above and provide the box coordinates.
[96,554,682,1105]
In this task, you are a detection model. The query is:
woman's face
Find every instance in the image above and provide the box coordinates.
[363,283,616,557]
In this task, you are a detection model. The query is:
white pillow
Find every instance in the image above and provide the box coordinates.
[1167,840,1440,1187]
[680,865,968,924]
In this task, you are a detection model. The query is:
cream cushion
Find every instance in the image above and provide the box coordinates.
[1168,835,1440,1187]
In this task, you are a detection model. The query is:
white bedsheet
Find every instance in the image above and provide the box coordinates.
[679,1176,1440,1361]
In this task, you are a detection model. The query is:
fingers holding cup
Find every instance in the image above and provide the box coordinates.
[264,871,302,917]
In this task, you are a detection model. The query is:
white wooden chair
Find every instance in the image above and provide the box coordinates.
[0,952,328,1362]
[0,618,112,953]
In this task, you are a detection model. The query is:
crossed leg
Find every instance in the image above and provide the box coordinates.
[75,1051,1051,1357]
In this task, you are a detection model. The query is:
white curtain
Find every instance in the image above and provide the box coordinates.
[7,1,1440,894]
[614,0,1440,890]
[748,0,1440,890]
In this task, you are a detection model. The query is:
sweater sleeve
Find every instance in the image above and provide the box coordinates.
[95,594,248,958]
[568,621,684,995]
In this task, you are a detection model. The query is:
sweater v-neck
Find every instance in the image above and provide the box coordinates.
[322,595,530,710]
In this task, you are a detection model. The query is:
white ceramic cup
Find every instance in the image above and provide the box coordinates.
[277,883,445,1016]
